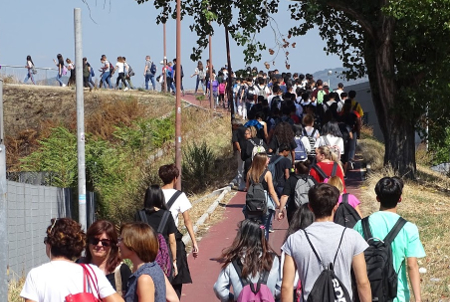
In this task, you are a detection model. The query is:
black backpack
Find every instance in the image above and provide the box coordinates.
[270,95,281,111]
[247,85,256,101]
[303,228,351,302]
[357,217,407,302]
[334,193,361,228]
[245,171,268,218]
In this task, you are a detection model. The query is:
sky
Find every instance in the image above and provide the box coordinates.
[0,0,343,89]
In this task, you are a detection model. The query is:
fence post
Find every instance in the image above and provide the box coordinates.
[0,79,7,301]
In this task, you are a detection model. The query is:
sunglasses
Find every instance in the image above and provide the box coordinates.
[89,238,111,247]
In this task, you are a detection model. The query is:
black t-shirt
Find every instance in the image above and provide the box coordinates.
[134,209,177,240]
[269,135,297,154]
[232,125,247,150]
[106,263,132,294]
[270,154,292,188]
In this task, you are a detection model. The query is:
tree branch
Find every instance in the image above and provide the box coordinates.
[325,2,375,39]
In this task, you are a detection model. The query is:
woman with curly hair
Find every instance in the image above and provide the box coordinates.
[80,220,132,297]
[214,218,281,301]
[268,121,297,165]
[20,218,123,302]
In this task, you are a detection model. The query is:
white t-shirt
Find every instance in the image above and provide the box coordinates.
[315,134,344,154]
[21,261,116,302]
[115,62,125,73]
[162,189,192,227]
[27,60,33,68]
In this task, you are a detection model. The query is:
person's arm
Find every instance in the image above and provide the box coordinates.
[164,274,180,302]
[290,150,295,166]
[277,195,289,220]
[25,300,37,302]
[284,168,290,180]
[351,252,372,302]
[265,171,280,208]
[245,174,250,191]
[213,266,233,302]
[168,233,178,276]
[136,274,155,302]
[263,123,269,141]
[280,254,296,302]
[181,210,199,258]
[144,64,148,75]
[407,257,422,302]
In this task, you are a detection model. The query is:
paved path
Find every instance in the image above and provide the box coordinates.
[179,92,365,301]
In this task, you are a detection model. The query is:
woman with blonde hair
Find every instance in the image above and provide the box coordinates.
[241,126,268,182]
[327,176,362,217]
[118,222,179,302]
[245,152,280,238]
[310,146,346,191]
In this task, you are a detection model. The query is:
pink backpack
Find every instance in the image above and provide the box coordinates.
[219,82,226,94]
[232,258,275,302]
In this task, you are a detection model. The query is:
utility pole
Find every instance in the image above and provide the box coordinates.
[225,26,234,119]
[209,33,214,110]
[74,8,87,229]
[0,79,7,302]
[163,22,167,93]
[175,0,182,190]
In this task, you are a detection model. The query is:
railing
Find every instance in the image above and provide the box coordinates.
[0,64,59,85]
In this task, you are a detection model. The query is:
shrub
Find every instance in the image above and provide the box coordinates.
[182,141,216,192]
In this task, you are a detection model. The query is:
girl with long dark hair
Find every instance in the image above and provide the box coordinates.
[24,55,36,84]
[53,54,66,86]
[268,121,297,164]
[214,219,281,301]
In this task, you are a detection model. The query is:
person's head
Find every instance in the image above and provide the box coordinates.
[197,61,203,69]
[85,220,120,272]
[246,126,257,138]
[248,152,269,183]
[327,176,344,194]
[118,222,159,262]
[255,111,265,121]
[302,114,314,126]
[308,183,340,219]
[348,90,356,99]
[278,143,291,156]
[375,177,404,209]
[338,82,344,89]
[284,203,315,241]
[322,121,343,138]
[44,218,86,260]
[315,146,335,162]
[295,160,311,175]
[158,164,179,185]
[66,58,72,64]
[316,79,323,87]
[27,55,32,61]
[57,54,64,64]
[144,184,167,213]
[221,218,273,278]
[343,99,352,114]
[341,92,348,100]
[83,57,87,63]
[122,56,127,62]
[146,55,150,61]
[272,84,280,94]
[273,122,295,144]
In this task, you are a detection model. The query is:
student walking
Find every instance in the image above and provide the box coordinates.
[353,177,426,302]
[24,55,36,84]
[144,55,156,90]
[191,61,206,95]
[100,55,113,89]
[53,54,66,87]
[114,56,129,91]
[65,58,76,86]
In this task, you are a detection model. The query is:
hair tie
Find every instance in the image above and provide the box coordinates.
[260,225,265,230]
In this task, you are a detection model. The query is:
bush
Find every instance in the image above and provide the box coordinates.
[182,141,217,192]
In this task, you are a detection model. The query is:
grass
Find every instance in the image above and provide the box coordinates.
[358,128,450,301]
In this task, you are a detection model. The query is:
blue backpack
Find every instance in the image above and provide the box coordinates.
[294,136,307,161]
[267,156,284,188]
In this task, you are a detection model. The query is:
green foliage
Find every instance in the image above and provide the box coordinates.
[430,128,450,166]
[182,141,216,192]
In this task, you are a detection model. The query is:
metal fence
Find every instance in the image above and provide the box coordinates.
[0,65,59,86]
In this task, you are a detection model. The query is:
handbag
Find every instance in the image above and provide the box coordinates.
[65,264,102,302]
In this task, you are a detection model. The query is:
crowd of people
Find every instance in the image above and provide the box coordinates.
[20,164,197,302]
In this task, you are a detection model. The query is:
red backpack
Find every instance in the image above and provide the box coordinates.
[219,82,226,94]
[232,258,275,302]
[65,264,101,302]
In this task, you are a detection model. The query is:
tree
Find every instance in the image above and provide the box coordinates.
[137,0,450,177]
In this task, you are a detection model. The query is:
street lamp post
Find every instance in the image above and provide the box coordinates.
[327,70,333,90]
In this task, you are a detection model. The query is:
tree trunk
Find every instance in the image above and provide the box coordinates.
[365,16,416,178]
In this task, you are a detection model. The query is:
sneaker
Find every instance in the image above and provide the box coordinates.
[124,87,129,91]
[269,227,274,233]
[62,84,66,87]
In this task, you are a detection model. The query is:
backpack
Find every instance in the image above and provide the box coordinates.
[109,62,115,75]
[150,62,157,75]
[249,139,266,160]
[359,217,407,302]
[311,162,338,183]
[270,96,281,111]
[257,85,267,99]
[138,210,172,278]
[245,171,268,217]
[316,89,326,105]
[294,136,308,161]
[303,228,351,302]
[302,128,318,156]
[65,264,101,302]
[293,176,317,207]
[219,82,226,94]
[62,65,68,76]
[247,85,256,101]
[127,65,135,77]
[267,156,284,188]
[198,69,205,80]
[323,136,341,161]
[232,257,275,302]
[334,193,361,228]
[32,66,38,75]
[90,66,95,77]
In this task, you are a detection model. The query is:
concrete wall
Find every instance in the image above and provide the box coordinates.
[6,181,67,277]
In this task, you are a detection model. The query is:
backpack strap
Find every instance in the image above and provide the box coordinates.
[303,230,326,270]
[342,193,349,205]
[383,217,407,245]
[138,210,149,224]
[361,217,373,241]
[157,210,171,234]
[312,164,328,180]
[331,162,338,177]
[272,156,284,166]
[166,190,182,210]
[332,228,347,267]
[249,139,256,147]
[232,258,250,287]
[304,228,347,269]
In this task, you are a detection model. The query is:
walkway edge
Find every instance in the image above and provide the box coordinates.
[182,186,232,245]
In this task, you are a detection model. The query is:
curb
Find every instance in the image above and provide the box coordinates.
[182,185,233,245]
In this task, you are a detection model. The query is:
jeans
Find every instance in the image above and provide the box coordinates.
[56,73,64,86]
[260,209,274,239]
[24,71,35,85]
[195,76,205,93]
[348,131,357,161]
[89,74,95,88]
[145,74,156,90]
[234,152,245,190]
[101,71,112,88]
